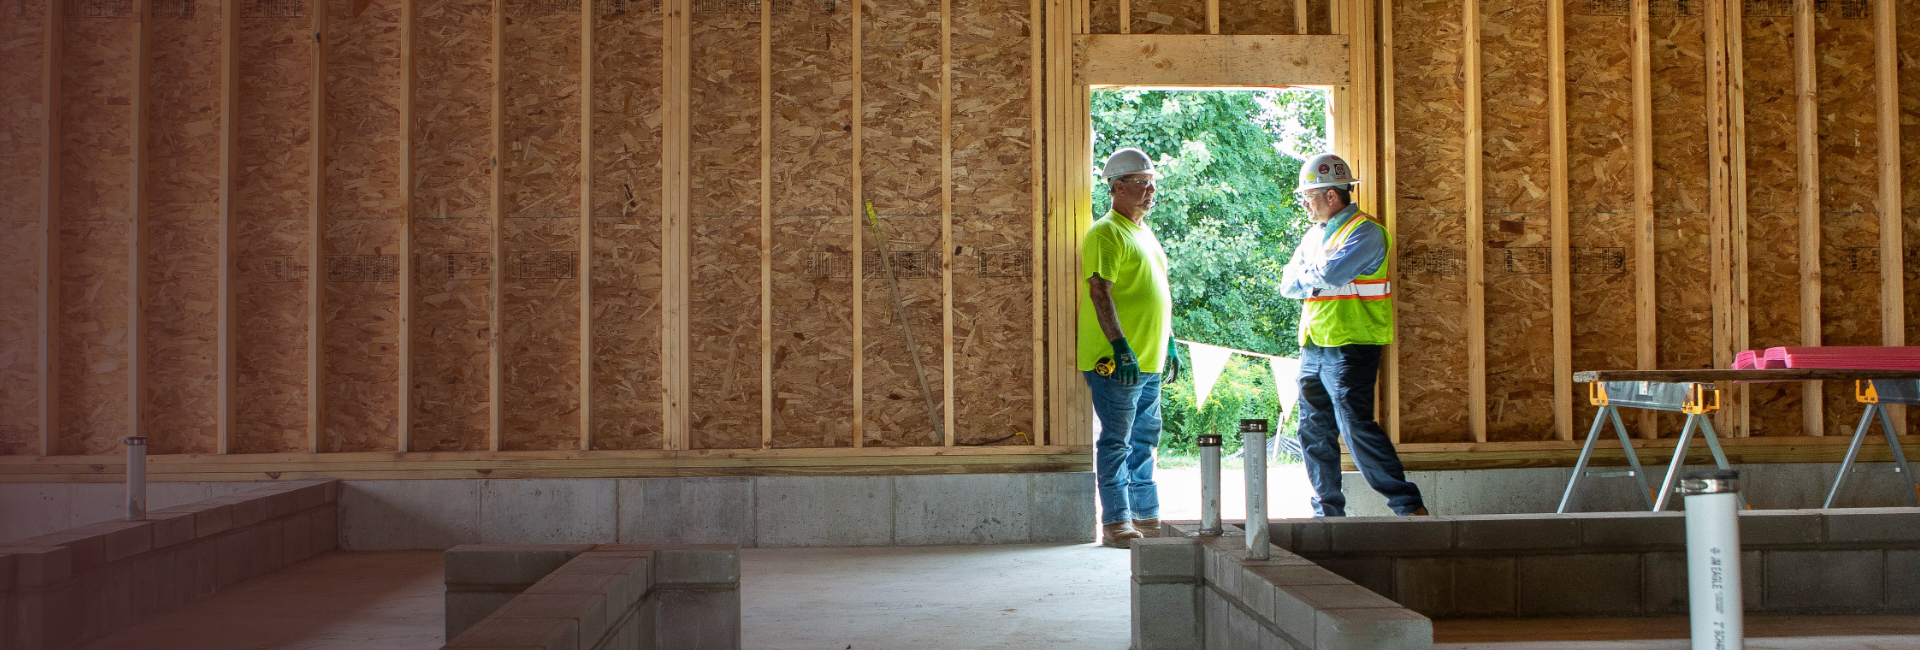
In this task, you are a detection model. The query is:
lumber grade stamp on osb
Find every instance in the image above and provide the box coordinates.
[1480,0,1553,441]
[768,0,853,449]
[1740,9,1804,437]
[0,0,47,456]
[499,0,584,451]
[949,0,1036,446]
[1218,0,1296,35]
[687,7,763,450]
[57,2,137,456]
[1648,9,1712,439]
[143,0,224,455]
[589,0,664,450]
[860,0,945,447]
[409,0,495,452]
[1815,8,1881,439]
[1565,1,1637,438]
[317,0,403,453]
[1391,0,1467,443]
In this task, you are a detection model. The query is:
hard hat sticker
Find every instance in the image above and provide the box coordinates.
[1318,164,1330,174]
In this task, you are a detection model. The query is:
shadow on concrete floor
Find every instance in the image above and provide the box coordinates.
[76,551,445,650]
[743,543,1133,650]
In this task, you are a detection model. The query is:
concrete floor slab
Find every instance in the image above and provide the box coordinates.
[74,551,445,650]
[742,543,1133,650]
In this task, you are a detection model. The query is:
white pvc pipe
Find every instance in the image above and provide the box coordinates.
[1682,470,1742,650]
[1244,427,1269,560]
[125,436,148,521]
[1199,434,1222,535]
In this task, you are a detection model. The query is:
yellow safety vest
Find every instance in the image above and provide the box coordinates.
[1299,212,1394,347]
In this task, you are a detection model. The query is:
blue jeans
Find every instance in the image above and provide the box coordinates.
[1298,342,1424,516]
[1086,370,1163,525]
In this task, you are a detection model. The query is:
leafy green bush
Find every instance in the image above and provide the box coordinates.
[1158,354,1298,461]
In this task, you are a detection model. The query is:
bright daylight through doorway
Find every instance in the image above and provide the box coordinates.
[1089,87,1332,520]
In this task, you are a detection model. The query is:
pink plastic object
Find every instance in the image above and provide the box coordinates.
[1771,346,1920,370]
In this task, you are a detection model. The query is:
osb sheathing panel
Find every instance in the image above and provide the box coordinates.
[861,0,944,447]
[143,4,224,455]
[56,6,136,456]
[319,0,403,453]
[410,0,495,451]
[688,9,762,450]
[951,0,1034,445]
[1740,13,1803,437]
[1565,6,1635,435]
[1306,0,1329,34]
[1090,0,1116,34]
[234,4,315,453]
[1391,0,1467,443]
[768,0,852,449]
[499,0,582,451]
[588,2,663,450]
[1815,9,1880,437]
[1219,0,1296,35]
[1479,0,1552,441]
[1129,0,1204,34]
[1651,13,1710,437]
[0,0,46,455]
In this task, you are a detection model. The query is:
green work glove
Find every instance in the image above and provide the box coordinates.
[1111,337,1140,387]
[1165,336,1183,385]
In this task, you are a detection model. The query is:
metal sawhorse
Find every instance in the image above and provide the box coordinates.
[1559,381,1738,513]
[1825,380,1920,508]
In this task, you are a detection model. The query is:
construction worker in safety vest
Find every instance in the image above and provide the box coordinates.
[1081,147,1184,547]
[1280,153,1428,517]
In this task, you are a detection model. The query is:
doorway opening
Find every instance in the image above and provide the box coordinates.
[1089,87,1331,519]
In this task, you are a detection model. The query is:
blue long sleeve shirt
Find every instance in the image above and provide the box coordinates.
[1281,203,1388,300]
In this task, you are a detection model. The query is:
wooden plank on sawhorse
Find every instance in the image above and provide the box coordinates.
[1826,380,1920,508]
[1558,381,1738,513]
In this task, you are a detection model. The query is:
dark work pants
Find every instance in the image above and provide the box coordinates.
[1297,342,1425,516]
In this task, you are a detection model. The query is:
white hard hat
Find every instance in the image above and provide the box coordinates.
[1099,147,1162,181]
[1298,153,1358,191]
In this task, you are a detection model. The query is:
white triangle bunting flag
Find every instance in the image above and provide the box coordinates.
[1187,342,1234,411]
[1270,356,1302,419]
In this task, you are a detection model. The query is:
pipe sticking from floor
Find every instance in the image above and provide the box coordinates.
[125,436,147,520]
[1682,469,1742,650]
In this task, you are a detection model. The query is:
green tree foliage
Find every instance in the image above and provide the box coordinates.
[1091,89,1328,456]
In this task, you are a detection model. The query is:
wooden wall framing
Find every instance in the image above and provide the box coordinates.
[3,0,1917,470]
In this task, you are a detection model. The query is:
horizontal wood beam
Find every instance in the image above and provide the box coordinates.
[0,446,1097,481]
[1378,436,1920,471]
[1077,35,1351,87]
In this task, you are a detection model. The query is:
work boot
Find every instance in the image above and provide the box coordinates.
[1102,522,1144,548]
[1132,518,1162,538]
[1406,507,1430,516]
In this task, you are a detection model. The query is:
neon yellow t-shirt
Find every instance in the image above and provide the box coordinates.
[1077,212,1173,373]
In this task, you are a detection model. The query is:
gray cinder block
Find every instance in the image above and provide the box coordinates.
[1447,556,1518,618]
[1133,538,1202,580]
[1314,607,1432,650]
[446,615,579,650]
[1888,550,1920,611]
[1326,518,1452,553]
[444,591,521,642]
[1641,550,1761,616]
[616,478,754,547]
[1823,508,1920,544]
[1736,510,1822,546]
[894,474,1032,545]
[1311,557,1393,599]
[651,546,739,586]
[445,544,595,587]
[1132,579,1203,650]
[1765,550,1884,612]
[652,587,741,650]
[1577,512,1684,548]
[1453,514,1577,550]
[1518,554,1641,616]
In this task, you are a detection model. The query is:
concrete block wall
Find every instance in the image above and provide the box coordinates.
[0,479,340,650]
[1132,536,1432,650]
[443,543,740,650]
[1262,508,1920,617]
[339,473,1096,549]
[1338,462,1920,517]
[0,482,273,542]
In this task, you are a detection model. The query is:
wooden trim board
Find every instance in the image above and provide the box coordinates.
[1077,35,1351,87]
